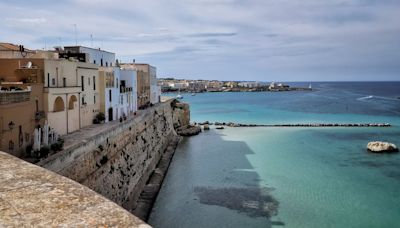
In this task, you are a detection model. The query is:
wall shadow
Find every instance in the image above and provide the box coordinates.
[149,129,284,228]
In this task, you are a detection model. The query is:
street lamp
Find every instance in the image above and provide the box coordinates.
[8,121,15,130]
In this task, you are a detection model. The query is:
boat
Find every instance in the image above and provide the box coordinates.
[176,94,183,99]
[309,84,312,89]
[191,93,196,96]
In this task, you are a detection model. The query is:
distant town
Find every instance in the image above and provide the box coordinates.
[158,78,313,93]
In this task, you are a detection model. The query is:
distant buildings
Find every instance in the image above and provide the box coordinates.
[0,42,159,157]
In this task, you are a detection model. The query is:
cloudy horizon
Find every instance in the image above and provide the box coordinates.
[1,0,400,81]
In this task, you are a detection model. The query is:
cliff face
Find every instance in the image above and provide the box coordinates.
[38,100,189,212]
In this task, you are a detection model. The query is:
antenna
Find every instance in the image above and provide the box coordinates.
[90,34,93,48]
[74,24,77,46]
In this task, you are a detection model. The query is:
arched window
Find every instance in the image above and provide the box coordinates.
[53,96,65,112]
[68,95,77,110]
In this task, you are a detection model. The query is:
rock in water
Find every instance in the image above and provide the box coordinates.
[203,124,210,130]
[367,141,398,153]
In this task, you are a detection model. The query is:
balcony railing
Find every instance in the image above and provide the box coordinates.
[0,91,30,105]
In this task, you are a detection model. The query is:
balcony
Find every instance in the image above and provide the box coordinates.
[0,90,30,105]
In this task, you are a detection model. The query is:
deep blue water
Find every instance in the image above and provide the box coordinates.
[149,82,400,228]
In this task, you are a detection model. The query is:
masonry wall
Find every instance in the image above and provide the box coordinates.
[38,100,187,211]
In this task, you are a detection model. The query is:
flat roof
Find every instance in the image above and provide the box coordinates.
[64,46,115,54]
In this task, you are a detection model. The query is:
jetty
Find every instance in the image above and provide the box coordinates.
[196,121,391,128]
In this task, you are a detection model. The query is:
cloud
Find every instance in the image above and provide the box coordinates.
[5,17,47,24]
[0,0,399,81]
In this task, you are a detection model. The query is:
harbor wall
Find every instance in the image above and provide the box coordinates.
[38,99,187,212]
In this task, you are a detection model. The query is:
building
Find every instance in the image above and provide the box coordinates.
[44,59,99,135]
[63,46,115,67]
[120,63,156,109]
[120,69,138,116]
[0,43,36,58]
[0,58,45,157]
[99,67,120,122]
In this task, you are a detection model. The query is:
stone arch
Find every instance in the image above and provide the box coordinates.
[68,95,77,110]
[53,96,65,112]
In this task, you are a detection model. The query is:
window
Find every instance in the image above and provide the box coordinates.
[94,95,96,104]
[101,58,103,67]
[81,76,84,91]
[94,60,96,64]
[93,76,96,90]
[47,73,50,87]
[82,96,85,105]
[52,78,56,86]
[63,77,66,87]
[106,62,108,67]
[88,77,90,85]
[109,90,112,102]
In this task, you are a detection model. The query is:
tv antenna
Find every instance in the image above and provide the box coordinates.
[73,24,78,46]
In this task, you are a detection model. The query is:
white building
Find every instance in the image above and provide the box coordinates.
[149,66,159,104]
[120,69,138,116]
[63,46,115,67]
[99,67,120,122]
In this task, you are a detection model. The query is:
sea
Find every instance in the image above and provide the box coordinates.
[148,82,400,228]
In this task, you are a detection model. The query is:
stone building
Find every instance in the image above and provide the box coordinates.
[0,59,45,156]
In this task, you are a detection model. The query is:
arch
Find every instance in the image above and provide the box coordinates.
[53,96,65,112]
[68,95,77,110]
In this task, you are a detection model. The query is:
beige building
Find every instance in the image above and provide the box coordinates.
[0,59,45,157]
[43,59,99,135]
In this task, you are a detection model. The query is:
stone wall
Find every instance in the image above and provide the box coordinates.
[38,99,189,212]
[0,151,148,227]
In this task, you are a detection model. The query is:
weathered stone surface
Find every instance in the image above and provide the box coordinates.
[367,141,398,153]
[176,125,202,136]
[203,124,210,130]
[37,100,184,214]
[172,100,190,127]
[0,151,149,227]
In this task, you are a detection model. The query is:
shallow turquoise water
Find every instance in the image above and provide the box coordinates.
[149,82,400,228]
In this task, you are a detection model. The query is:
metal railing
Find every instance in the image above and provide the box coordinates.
[0,91,30,105]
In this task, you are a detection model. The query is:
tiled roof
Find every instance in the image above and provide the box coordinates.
[0,42,33,52]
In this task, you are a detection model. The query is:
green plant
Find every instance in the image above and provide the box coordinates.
[39,146,50,158]
[96,112,106,122]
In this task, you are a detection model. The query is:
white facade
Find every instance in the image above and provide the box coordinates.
[120,69,138,116]
[64,46,115,67]
[149,66,159,104]
[99,67,121,122]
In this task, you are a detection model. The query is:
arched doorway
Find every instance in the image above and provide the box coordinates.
[68,95,77,110]
[53,97,65,112]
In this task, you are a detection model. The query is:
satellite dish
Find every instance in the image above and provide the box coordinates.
[26,62,32,68]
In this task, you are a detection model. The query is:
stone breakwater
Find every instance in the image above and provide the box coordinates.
[37,99,190,218]
[196,121,391,128]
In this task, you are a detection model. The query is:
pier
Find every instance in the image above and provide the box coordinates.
[197,122,391,128]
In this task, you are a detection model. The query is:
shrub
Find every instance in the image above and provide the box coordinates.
[39,146,50,158]
[96,112,106,122]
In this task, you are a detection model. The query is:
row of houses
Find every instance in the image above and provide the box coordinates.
[0,43,160,157]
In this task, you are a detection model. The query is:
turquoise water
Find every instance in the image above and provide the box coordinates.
[149,82,400,228]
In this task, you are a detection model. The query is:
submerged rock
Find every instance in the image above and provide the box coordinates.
[367,141,398,153]
[216,126,225,130]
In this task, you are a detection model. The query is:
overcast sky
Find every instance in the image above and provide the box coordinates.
[1,0,400,81]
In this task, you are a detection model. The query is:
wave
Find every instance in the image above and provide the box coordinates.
[357,95,400,101]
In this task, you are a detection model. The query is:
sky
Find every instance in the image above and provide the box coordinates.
[1,0,400,81]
